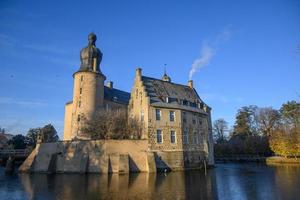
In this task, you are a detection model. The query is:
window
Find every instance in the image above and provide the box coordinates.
[198,119,202,125]
[77,115,81,122]
[169,111,175,122]
[157,129,163,143]
[80,88,82,94]
[192,119,196,125]
[183,131,189,144]
[155,109,161,121]
[81,75,83,81]
[182,112,187,123]
[170,131,176,143]
[78,101,81,107]
[141,110,144,122]
[193,132,199,144]
[166,97,169,103]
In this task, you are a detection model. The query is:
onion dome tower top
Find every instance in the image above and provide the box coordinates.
[79,33,103,73]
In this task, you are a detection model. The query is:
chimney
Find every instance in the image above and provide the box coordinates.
[188,80,193,88]
[107,81,113,89]
[136,68,142,77]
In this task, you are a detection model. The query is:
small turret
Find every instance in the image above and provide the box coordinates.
[161,66,171,82]
[162,73,171,82]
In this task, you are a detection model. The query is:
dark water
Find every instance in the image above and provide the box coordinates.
[1,163,300,200]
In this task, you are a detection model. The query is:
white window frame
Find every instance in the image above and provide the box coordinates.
[170,130,176,144]
[156,129,163,144]
[155,109,161,121]
[169,110,175,122]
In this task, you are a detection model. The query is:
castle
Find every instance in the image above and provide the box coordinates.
[62,33,214,168]
[20,33,214,173]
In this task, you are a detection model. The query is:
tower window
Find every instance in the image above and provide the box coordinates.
[156,129,163,143]
[169,111,175,122]
[141,110,144,122]
[77,115,81,122]
[170,131,176,143]
[155,109,161,121]
[81,75,83,81]
[80,88,82,94]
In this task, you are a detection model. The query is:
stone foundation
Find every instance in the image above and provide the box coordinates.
[19,140,208,174]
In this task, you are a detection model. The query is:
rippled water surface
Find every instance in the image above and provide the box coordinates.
[1,163,300,200]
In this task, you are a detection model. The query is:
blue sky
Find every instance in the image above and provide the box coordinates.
[0,0,299,138]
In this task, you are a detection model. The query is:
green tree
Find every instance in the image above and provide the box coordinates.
[26,128,41,147]
[280,101,300,128]
[8,134,27,149]
[233,106,257,137]
[41,124,59,142]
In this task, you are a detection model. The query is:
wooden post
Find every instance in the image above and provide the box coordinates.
[5,156,15,174]
[204,160,207,175]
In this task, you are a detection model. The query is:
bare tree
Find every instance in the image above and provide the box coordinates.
[213,118,228,142]
[255,107,281,136]
[81,109,142,140]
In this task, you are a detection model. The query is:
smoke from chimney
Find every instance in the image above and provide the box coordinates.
[188,27,231,80]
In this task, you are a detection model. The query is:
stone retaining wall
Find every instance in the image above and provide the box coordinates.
[19,140,207,173]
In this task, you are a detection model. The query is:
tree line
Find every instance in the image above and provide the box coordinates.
[1,124,59,150]
[213,100,300,158]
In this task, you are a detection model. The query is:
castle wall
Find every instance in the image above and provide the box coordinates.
[148,107,183,151]
[19,140,150,173]
[19,140,209,174]
[63,102,73,140]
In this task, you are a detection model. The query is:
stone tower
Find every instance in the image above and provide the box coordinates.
[68,33,106,139]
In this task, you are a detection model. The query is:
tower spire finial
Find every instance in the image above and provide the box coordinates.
[162,64,171,82]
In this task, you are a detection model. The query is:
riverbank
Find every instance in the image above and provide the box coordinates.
[215,155,300,165]
[266,156,300,165]
[215,155,266,163]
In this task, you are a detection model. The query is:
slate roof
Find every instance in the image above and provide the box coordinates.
[104,86,130,105]
[141,76,208,113]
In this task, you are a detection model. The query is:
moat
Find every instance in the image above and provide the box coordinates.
[1,163,300,200]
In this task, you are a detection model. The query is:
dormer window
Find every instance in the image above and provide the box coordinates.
[183,100,188,106]
[166,97,169,103]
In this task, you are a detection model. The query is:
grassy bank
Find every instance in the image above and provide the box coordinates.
[266,156,300,165]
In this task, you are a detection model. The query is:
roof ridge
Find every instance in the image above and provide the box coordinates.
[141,75,190,88]
[104,85,130,94]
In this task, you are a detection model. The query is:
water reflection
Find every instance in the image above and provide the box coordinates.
[19,171,217,199]
[2,163,300,200]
